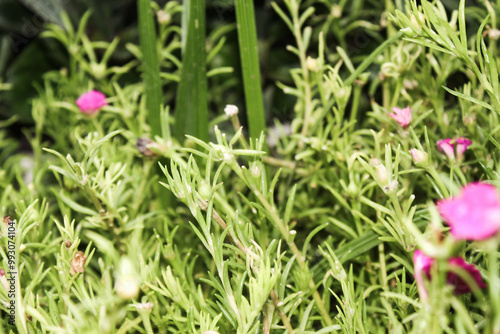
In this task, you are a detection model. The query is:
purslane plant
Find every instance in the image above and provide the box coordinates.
[1,0,500,333]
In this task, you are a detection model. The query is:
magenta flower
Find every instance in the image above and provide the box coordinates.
[454,137,472,161]
[389,106,412,127]
[437,137,472,160]
[413,250,486,300]
[76,90,108,115]
[447,257,486,295]
[437,139,455,159]
[437,183,500,240]
[413,250,434,300]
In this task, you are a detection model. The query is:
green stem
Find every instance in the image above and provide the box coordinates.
[489,243,500,331]
[138,307,154,334]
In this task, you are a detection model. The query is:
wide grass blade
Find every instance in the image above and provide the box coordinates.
[175,0,209,142]
[138,0,163,136]
[235,0,266,140]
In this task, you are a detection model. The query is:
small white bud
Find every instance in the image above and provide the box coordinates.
[157,10,171,24]
[306,56,319,72]
[115,257,141,300]
[224,104,239,117]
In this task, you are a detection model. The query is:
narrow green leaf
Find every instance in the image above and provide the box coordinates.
[442,86,494,111]
[479,126,500,150]
[345,31,403,86]
[235,0,266,140]
[138,0,163,136]
[458,0,467,51]
[175,0,208,141]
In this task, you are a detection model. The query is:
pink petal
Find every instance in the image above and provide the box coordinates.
[76,90,108,115]
[437,138,455,159]
[447,257,486,295]
[389,106,412,127]
[454,137,472,161]
[413,250,434,300]
[413,251,486,298]
[437,183,500,240]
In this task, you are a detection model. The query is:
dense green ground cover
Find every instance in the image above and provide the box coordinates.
[1,0,500,333]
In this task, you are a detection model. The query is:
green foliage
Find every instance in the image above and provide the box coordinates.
[1,0,500,333]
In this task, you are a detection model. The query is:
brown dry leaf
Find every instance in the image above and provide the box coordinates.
[3,216,12,226]
[70,251,87,275]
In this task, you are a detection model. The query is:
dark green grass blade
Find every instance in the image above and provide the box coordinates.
[235,0,266,140]
[175,0,208,142]
[138,0,163,136]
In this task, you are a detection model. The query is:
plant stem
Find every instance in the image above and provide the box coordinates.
[270,290,295,333]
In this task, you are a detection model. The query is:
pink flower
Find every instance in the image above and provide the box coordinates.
[447,257,486,295]
[436,137,472,160]
[437,183,500,240]
[413,250,434,300]
[454,137,472,161]
[413,250,486,300]
[76,90,107,115]
[389,106,412,127]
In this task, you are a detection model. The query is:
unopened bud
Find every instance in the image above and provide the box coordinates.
[198,181,211,200]
[224,104,239,117]
[0,270,9,291]
[410,12,425,30]
[489,28,500,40]
[347,181,359,198]
[410,148,428,168]
[331,5,341,18]
[375,164,388,185]
[115,257,141,300]
[306,56,319,72]
[91,63,106,80]
[157,10,171,24]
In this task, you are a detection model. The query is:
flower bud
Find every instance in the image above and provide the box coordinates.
[375,164,388,185]
[224,104,239,117]
[331,5,341,18]
[306,56,319,72]
[410,148,429,168]
[157,10,171,24]
[115,257,141,300]
[198,180,211,200]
